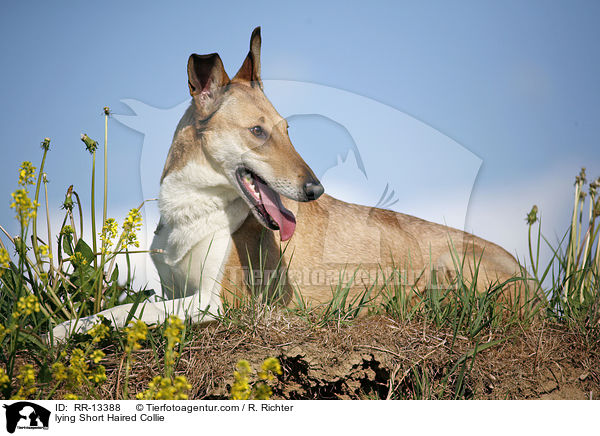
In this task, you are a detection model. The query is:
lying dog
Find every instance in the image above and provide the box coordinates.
[52,27,526,339]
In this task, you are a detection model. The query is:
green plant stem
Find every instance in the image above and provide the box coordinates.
[31,148,49,265]
[72,190,84,246]
[90,150,100,312]
[99,112,109,312]
[123,354,132,400]
[565,182,581,300]
[103,112,108,232]
[42,174,54,277]
[527,224,536,281]
[16,250,65,319]
[8,224,28,378]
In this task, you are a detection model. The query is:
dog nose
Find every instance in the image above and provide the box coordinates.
[303,181,324,200]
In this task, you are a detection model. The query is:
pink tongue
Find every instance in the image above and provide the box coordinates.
[254,178,296,241]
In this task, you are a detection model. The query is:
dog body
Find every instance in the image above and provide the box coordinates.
[52,28,523,339]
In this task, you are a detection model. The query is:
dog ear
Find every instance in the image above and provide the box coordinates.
[232,27,262,88]
[187,53,230,117]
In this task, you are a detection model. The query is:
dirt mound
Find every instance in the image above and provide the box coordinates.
[96,311,599,400]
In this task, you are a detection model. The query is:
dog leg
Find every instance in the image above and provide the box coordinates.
[50,293,219,341]
[50,229,231,342]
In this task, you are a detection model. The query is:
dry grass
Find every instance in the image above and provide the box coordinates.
[57,306,598,400]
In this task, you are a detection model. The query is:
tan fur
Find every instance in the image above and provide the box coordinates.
[165,27,528,308]
[222,194,525,306]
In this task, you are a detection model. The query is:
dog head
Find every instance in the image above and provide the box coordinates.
[169,27,323,240]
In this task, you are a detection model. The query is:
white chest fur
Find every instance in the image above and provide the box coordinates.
[151,161,249,299]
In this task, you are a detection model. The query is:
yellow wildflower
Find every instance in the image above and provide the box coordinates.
[258,357,282,381]
[38,244,51,259]
[68,348,89,384]
[88,319,110,343]
[60,224,74,235]
[10,189,39,226]
[136,375,191,400]
[13,295,40,319]
[88,366,106,384]
[0,247,9,268]
[164,316,184,366]
[12,364,36,399]
[100,218,118,253]
[51,362,68,382]
[253,383,273,400]
[90,350,105,364]
[0,324,9,342]
[69,252,87,267]
[0,367,9,389]
[230,358,281,400]
[64,394,79,400]
[0,248,8,279]
[121,208,142,248]
[18,161,36,186]
[230,360,252,400]
[125,320,147,353]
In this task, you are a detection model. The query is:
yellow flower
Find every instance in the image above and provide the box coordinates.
[18,161,36,186]
[51,362,68,381]
[165,316,184,343]
[121,208,142,248]
[164,316,184,366]
[88,319,110,343]
[88,366,106,384]
[64,393,79,400]
[231,360,252,400]
[125,320,148,353]
[60,224,74,235]
[136,375,191,400]
[100,218,118,253]
[12,364,36,399]
[230,358,281,400]
[0,367,10,389]
[0,248,8,279]
[38,244,51,259]
[253,383,273,400]
[0,324,9,342]
[68,348,89,384]
[0,248,9,268]
[69,252,87,267]
[10,188,39,226]
[258,357,282,381]
[13,295,40,319]
[90,350,105,364]
[173,376,192,397]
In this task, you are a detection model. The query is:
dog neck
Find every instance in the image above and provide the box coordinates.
[156,105,249,266]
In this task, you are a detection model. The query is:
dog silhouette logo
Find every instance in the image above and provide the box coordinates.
[3,402,50,433]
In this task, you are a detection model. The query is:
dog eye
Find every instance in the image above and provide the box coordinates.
[250,125,265,138]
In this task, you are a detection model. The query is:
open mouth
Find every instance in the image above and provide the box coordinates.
[235,167,296,241]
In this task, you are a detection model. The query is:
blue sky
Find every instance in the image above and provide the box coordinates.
[1,1,599,287]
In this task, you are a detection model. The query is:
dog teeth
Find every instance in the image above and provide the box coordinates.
[243,172,261,200]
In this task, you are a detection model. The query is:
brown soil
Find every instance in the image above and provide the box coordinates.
[91,309,599,400]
